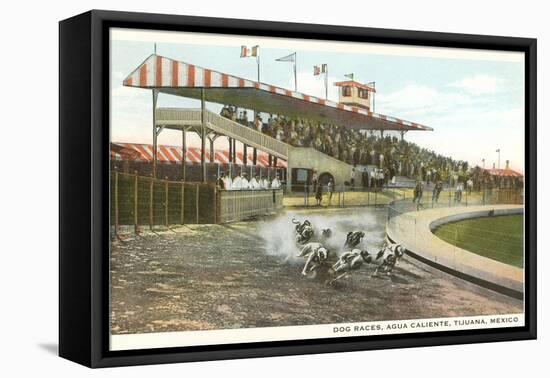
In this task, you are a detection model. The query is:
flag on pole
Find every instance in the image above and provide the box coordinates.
[240,45,259,58]
[275,53,295,62]
[313,64,327,76]
[276,52,297,91]
[344,73,354,80]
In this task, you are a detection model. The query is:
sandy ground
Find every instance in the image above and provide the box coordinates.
[110,207,522,335]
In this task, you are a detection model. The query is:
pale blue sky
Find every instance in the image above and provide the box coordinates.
[111,30,525,171]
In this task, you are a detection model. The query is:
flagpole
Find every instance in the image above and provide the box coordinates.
[372,81,376,112]
[257,47,260,82]
[293,53,297,92]
[325,65,328,100]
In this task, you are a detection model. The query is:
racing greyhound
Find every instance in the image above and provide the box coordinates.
[297,242,329,276]
[373,242,405,275]
[292,218,315,244]
[344,231,365,248]
[329,248,372,284]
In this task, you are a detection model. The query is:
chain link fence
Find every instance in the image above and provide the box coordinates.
[283,184,413,208]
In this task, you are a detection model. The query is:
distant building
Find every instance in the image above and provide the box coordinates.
[484,160,523,189]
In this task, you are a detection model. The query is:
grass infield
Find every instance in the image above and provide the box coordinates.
[433,215,523,268]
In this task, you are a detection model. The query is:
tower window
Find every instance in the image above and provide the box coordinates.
[342,86,352,97]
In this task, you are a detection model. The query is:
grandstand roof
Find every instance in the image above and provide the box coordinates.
[123,54,432,132]
[111,142,287,168]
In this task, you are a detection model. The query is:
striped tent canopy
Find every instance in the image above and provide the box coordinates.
[123,54,432,132]
[111,142,287,168]
[484,168,523,178]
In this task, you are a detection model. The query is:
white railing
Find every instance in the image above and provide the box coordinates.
[155,108,289,159]
[218,189,283,223]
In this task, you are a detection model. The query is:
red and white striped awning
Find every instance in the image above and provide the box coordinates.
[484,168,523,178]
[123,54,432,132]
[111,142,287,168]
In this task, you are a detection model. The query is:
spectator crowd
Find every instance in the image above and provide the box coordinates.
[220,105,523,191]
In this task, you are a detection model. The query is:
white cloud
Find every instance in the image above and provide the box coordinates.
[448,74,505,96]
[376,84,472,120]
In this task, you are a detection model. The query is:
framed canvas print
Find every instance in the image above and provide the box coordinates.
[59,10,536,368]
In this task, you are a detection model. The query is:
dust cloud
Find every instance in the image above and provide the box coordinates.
[257,209,386,264]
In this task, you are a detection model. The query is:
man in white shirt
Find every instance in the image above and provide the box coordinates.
[271,175,281,189]
[232,174,242,190]
[241,173,250,190]
[223,173,233,190]
[250,175,262,190]
[261,177,269,189]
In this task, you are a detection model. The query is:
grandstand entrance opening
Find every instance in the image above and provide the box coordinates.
[318,172,335,187]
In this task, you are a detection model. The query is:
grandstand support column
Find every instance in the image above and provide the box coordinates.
[243,144,248,165]
[228,137,233,163]
[182,128,187,181]
[380,129,384,138]
[253,148,257,165]
[152,89,159,178]
[208,135,216,163]
[200,89,207,182]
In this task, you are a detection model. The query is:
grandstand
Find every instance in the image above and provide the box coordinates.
[119,54,432,194]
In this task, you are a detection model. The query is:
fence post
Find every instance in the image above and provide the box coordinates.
[165,179,169,228]
[374,190,377,207]
[114,170,119,237]
[341,184,345,208]
[180,182,185,225]
[448,189,451,208]
[134,173,139,234]
[149,178,153,230]
[367,190,370,206]
[196,183,200,224]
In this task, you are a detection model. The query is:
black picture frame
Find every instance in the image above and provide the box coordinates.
[59,9,537,368]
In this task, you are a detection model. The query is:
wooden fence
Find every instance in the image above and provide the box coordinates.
[111,171,284,235]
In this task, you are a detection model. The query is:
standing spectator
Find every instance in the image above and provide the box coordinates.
[254,115,262,132]
[232,173,242,190]
[315,183,323,206]
[241,172,250,190]
[223,172,233,190]
[271,175,281,189]
[455,181,463,203]
[327,178,334,205]
[413,181,424,205]
[432,181,442,203]
[362,168,369,188]
[261,176,269,189]
[217,172,226,190]
[312,170,318,194]
[466,178,473,194]
[350,167,356,189]
[250,175,261,190]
